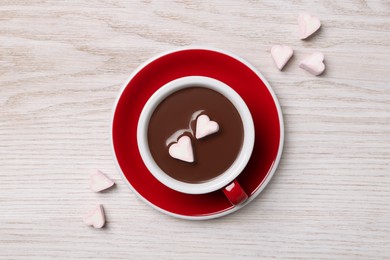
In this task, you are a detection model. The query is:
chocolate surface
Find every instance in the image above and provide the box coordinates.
[147,87,244,184]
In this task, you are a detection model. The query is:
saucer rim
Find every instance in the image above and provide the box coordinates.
[110,46,285,220]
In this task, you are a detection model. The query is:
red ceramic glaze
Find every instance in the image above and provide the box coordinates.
[223,180,248,205]
[112,48,282,218]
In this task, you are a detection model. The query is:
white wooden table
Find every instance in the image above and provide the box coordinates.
[1,1,389,259]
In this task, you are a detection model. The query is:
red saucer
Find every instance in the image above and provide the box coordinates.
[111,47,284,219]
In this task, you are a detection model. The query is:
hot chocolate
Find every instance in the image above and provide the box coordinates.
[147,87,244,184]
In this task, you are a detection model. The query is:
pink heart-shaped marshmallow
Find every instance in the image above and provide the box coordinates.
[84,204,105,228]
[271,45,294,70]
[168,135,194,163]
[195,114,219,139]
[89,170,115,192]
[299,52,325,76]
[298,13,321,40]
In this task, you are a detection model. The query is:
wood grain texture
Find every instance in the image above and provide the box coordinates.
[1,0,389,259]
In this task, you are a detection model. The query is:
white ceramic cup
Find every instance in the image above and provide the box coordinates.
[137,76,254,203]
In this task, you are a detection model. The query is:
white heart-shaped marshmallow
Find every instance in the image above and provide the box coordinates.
[298,13,321,40]
[195,115,219,139]
[271,45,294,70]
[89,170,115,192]
[299,52,325,76]
[168,135,194,163]
[84,204,105,228]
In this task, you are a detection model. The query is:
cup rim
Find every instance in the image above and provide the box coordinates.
[137,76,255,194]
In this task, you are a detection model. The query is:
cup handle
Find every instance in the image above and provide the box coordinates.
[223,179,248,205]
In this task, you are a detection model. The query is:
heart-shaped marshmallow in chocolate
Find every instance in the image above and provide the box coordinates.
[271,45,294,70]
[299,52,325,76]
[195,115,219,139]
[298,13,321,40]
[89,170,115,192]
[168,135,194,163]
[84,204,105,228]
